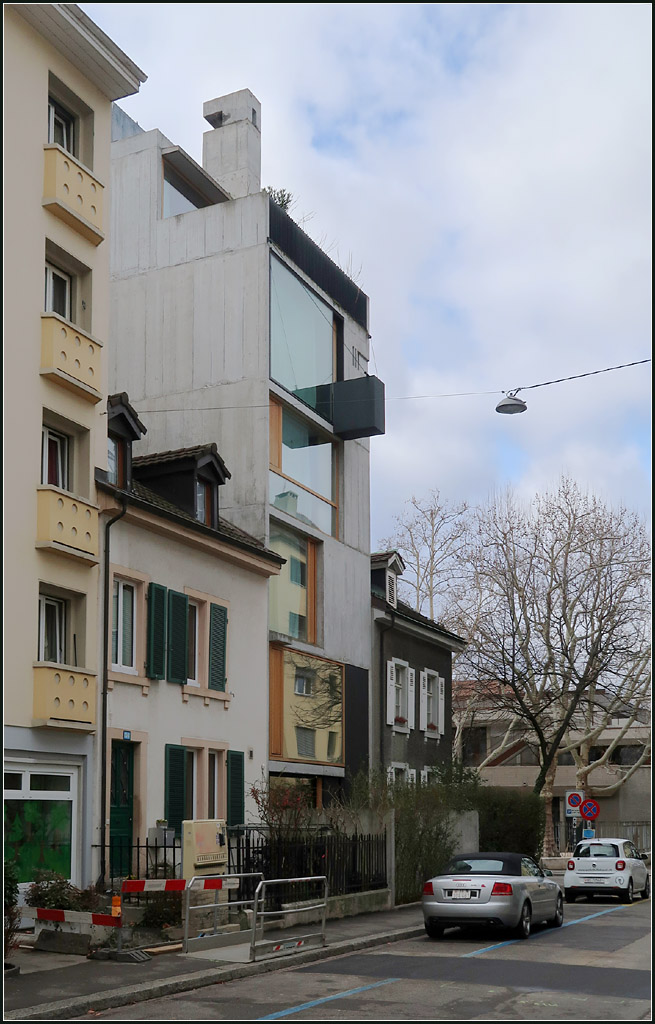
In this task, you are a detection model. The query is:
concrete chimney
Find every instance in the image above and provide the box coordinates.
[202,89,261,199]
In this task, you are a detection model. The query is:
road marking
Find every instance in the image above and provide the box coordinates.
[461,903,628,957]
[257,978,401,1020]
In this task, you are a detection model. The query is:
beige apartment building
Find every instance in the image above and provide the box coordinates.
[3,4,145,888]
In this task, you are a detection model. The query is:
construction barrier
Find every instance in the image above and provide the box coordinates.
[21,906,122,928]
[250,875,328,962]
[183,873,264,953]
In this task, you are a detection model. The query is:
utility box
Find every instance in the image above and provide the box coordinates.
[181,818,228,880]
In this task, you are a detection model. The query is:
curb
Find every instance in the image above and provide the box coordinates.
[3,924,426,1020]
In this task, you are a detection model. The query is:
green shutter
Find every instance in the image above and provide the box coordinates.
[165,744,187,837]
[226,750,245,827]
[167,590,188,684]
[208,603,228,691]
[146,583,167,679]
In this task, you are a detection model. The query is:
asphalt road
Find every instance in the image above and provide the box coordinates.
[74,899,651,1021]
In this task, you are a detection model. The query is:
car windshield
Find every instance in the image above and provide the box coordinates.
[574,843,619,858]
[447,858,507,874]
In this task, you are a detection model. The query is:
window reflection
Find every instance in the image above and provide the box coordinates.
[269,525,311,641]
[281,651,343,764]
[270,256,334,409]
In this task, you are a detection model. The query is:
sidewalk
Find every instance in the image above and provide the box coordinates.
[4,903,425,1021]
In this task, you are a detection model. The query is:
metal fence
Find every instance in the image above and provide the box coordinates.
[93,828,387,906]
[554,820,651,853]
[227,827,387,908]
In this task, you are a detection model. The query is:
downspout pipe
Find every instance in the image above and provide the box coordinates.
[97,495,128,889]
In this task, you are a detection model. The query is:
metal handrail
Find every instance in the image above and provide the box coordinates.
[250,875,328,962]
[183,872,263,953]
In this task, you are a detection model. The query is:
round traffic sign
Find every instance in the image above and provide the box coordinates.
[567,792,583,808]
[580,798,599,820]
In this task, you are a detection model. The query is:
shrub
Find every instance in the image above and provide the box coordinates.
[4,859,21,960]
[24,871,100,912]
[471,787,546,860]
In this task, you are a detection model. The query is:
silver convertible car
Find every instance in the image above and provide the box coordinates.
[422,851,563,940]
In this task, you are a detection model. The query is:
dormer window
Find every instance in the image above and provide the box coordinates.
[107,434,126,487]
[195,478,214,526]
[105,393,147,491]
[386,570,397,608]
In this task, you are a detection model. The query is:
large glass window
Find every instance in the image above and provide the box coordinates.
[4,764,77,883]
[269,524,315,642]
[279,650,343,765]
[270,256,335,412]
[269,400,337,535]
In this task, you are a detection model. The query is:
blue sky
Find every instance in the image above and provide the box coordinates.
[83,2,651,543]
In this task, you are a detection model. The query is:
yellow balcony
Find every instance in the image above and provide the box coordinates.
[33,665,96,729]
[40,314,103,403]
[43,145,105,246]
[36,487,99,565]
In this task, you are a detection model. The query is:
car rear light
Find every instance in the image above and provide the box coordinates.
[423,881,434,895]
[616,860,626,871]
[491,882,513,895]
[568,861,575,870]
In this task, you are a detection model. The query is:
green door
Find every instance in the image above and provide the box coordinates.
[110,741,134,879]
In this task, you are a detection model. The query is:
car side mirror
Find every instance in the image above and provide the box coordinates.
[543,868,553,876]
[641,853,648,860]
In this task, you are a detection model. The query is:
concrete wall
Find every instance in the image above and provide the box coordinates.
[109,122,373,683]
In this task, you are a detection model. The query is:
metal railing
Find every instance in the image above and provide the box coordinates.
[183,873,264,953]
[250,875,328,962]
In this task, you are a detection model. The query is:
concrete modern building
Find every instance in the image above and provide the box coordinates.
[94,394,282,878]
[109,90,385,806]
[370,552,467,783]
[3,4,145,887]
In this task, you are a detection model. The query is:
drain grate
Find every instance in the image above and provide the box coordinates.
[110,949,152,963]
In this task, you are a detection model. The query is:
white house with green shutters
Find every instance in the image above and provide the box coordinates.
[95,394,283,872]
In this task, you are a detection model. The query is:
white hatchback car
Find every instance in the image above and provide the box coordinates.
[564,837,650,904]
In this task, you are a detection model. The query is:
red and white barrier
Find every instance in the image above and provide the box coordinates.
[121,878,186,893]
[22,906,122,928]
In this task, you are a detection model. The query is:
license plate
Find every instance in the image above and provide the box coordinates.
[452,890,471,899]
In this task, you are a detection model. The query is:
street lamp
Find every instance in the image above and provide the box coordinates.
[496,390,527,415]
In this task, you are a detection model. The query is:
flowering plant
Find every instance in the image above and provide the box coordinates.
[394,716,407,725]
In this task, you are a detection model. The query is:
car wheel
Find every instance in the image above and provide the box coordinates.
[549,893,564,928]
[620,879,634,904]
[515,901,531,939]
[565,892,576,904]
[424,920,444,939]
[640,875,650,900]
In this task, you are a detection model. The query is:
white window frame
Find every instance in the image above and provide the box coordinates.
[42,426,69,491]
[294,672,313,696]
[38,594,66,664]
[186,601,200,686]
[387,659,414,732]
[421,669,440,738]
[112,578,137,674]
[44,261,72,321]
[48,96,75,154]
[4,761,80,887]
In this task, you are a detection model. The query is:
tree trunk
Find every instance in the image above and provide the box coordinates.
[541,760,558,856]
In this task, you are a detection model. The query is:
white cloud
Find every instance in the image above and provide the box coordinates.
[84,2,652,540]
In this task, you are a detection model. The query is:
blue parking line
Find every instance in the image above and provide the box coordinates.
[462,903,629,957]
[257,978,401,1020]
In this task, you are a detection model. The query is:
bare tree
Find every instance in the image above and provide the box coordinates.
[379,490,469,620]
[449,478,651,853]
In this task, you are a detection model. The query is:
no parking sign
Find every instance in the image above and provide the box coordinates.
[565,791,584,817]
